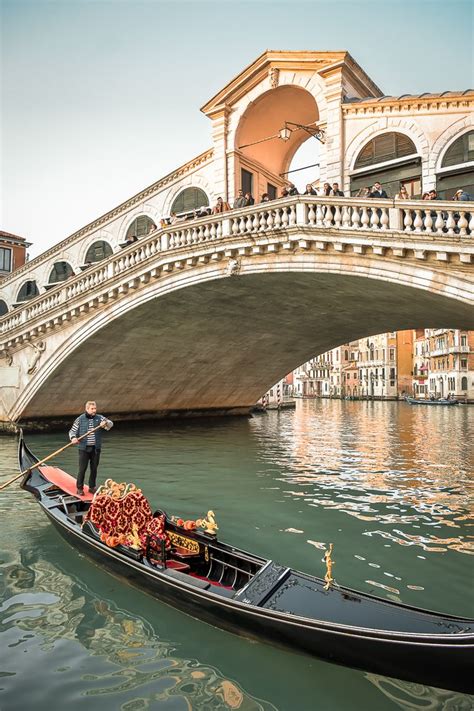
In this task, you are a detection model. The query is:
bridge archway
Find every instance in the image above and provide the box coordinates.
[234,85,320,196]
[12,254,474,423]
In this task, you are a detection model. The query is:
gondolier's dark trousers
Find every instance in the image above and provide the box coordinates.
[77,446,101,489]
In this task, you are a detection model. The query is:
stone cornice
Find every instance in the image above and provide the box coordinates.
[343,93,474,116]
[0,148,214,287]
[201,50,352,115]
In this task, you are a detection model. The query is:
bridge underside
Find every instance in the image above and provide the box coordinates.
[18,272,474,427]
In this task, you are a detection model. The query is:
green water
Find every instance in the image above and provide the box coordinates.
[0,400,473,710]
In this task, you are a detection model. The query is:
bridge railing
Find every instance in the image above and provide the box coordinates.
[1,195,473,339]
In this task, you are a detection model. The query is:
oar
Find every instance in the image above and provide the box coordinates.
[0,423,105,491]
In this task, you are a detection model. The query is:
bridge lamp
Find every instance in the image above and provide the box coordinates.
[278,121,326,144]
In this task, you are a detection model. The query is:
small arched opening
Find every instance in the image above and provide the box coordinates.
[84,241,113,265]
[48,261,74,285]
[125,215,156,243]
[436,130,474,199]
[461,376,468,391]
[170,188,209,218]
[350,132,420,198]
[16,280,39,304]
[0,299,8,316]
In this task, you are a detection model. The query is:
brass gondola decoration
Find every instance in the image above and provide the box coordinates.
[324,543,335,590]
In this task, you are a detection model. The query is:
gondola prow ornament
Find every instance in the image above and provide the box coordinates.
[324,543,335,590]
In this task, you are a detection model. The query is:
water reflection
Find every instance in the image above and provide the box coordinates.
[1,402,473,708]
[251,401,473,556]
[0,539,274,710]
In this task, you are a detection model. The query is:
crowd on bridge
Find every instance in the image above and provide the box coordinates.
[124,181,472,246]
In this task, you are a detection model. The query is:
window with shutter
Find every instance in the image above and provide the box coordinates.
[49,261,74,283]
[171,188,209,215]
[442,131,474,167]
[126,215,156,240]
[355,133,417,169]
[0,247,12,272]
[85,241,113,263]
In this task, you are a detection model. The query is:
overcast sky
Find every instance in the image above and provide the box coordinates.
[2,0,473,257]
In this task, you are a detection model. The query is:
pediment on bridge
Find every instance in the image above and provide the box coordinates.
[201,50,383,118]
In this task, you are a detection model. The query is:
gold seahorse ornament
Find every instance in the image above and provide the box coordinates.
[197,510,219,535]
[324,543,335,590]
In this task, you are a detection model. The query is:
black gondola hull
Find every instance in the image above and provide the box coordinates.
[18,435,474,694]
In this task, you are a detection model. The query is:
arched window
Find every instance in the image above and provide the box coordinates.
[0,299,8,316]
[442,131,474,167]
[85,241,113,264]
[17,280,39,302]
[351,132,420,198]
[125,215,156,241]
[355,133,417,169]
[171,187,209,215]
[437,131,474,199]
[49,261,74,283]
[461,376,468,391]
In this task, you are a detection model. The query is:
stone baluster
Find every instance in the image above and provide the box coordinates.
[210,223,216,240]
[323,203,333,228]
[434,211,444,234]
[468,212,474,235]
[216,221,222,239]
[316,204,324,227]
[204,223,210,241]
[191,226,198,244]
[361,206,370,230]
[423,211,433,234]
[334,204,342,228]
[289,205,296,226]
[259,212,266,231]
[445,210,455,237]
[342,204,351,228]
[274,209,282,229]
[403,209,413,232]
[231,218,239,235]
[267,210,274,230]
[457,211,468,237]
[281,207,289,228]
[351,205,360,229]
[252,213,259,232]
[413,210,423,233]
[307,203,316,225]
[370,207,379,229]
[239,217,246,234]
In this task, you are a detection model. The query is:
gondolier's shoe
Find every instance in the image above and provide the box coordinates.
[76,486,84,496]
[89,487,97,494]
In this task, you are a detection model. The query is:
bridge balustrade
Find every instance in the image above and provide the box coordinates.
[0,195,473,340]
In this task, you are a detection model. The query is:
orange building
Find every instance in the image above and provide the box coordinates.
[396,330,414,397]
[0,230,30,276]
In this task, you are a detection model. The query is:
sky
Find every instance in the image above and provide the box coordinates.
[1,0,473,258]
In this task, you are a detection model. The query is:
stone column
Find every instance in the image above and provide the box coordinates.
[209,105,230,202]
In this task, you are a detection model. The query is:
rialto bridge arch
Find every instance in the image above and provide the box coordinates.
[2,206,473,429]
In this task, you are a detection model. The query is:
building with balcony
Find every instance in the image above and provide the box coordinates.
[425,329,474,401]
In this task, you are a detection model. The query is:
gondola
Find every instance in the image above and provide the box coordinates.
[18,432,474,694]
[405,396,459,405]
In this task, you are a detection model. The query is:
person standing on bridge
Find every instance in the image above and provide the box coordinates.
[69,401,113,496]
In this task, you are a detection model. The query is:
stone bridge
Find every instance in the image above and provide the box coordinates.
[1,194,473,430]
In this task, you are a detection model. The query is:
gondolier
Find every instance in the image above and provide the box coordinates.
[69,401,113,495]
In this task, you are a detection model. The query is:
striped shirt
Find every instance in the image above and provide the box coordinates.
[69,415,113,446]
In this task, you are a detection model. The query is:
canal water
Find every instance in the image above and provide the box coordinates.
[0,400,473,710]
